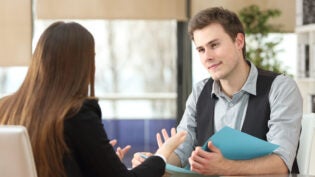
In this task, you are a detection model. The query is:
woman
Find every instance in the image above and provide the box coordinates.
[0,21,186,177]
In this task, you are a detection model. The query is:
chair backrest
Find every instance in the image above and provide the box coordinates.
[297,113,315,175]
[0,125,37,177]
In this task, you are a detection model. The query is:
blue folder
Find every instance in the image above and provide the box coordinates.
[202,126,279,160]
[166,126,279,175]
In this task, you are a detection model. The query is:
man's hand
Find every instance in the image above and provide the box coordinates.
[156,128,177,148]
[132,128,186,168]
[155,128,187,161]
[189,141,230,175]
[189,141,288,175]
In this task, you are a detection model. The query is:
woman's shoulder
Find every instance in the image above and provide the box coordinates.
[66,98,102,123]
[81,99,101,116]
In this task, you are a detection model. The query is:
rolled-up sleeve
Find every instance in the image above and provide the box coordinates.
[175,79,208,167]
[267,75,303,171]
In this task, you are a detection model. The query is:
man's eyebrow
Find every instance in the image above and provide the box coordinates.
[195,46,203,50]
[195,39,219,50]
[208,39,219,45]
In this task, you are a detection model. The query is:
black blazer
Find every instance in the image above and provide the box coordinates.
[63,99,165,177]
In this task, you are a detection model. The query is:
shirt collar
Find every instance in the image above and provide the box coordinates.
[211,61,258,97]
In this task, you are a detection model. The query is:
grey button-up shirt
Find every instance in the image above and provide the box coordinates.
[175,62,303,171]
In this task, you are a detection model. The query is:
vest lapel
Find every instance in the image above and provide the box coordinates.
[196,79,216,146]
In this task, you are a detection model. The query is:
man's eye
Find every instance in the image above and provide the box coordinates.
[211,43,218,48]
[198,48,205,53]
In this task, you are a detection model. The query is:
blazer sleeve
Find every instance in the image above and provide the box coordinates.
[64,99,165,177]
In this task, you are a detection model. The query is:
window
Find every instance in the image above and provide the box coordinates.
[32,20,178,119]
[303,0,315,25]
[305,44,310,77]
[312,95,315,113]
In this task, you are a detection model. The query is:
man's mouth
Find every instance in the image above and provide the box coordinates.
[208,62,222,70]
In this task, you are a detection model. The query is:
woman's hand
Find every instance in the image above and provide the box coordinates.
[110,139,132,161]
[131,152,153,168]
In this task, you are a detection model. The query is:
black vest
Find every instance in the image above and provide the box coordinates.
[195,68,299,173]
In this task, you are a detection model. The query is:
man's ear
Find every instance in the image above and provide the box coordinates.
[235,33,245,50]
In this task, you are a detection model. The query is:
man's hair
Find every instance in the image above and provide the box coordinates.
[188,7,246,57]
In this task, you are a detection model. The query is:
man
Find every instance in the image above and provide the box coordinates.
[133,7,302,175]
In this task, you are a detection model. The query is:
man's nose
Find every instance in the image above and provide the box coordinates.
[204,49,213,60]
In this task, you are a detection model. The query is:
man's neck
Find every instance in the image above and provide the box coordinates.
[219,60,250,98]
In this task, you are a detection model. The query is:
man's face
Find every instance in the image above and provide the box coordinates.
[193,23,244,81]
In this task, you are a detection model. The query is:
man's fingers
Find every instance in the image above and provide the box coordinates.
[161,128,170,140]
[171,127,176,136]
[156,133,163,147]
[207,141,220,153]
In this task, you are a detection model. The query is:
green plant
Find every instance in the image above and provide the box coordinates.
[239,5,290,74]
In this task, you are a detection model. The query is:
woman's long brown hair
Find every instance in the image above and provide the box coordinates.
[0,21,95,177]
